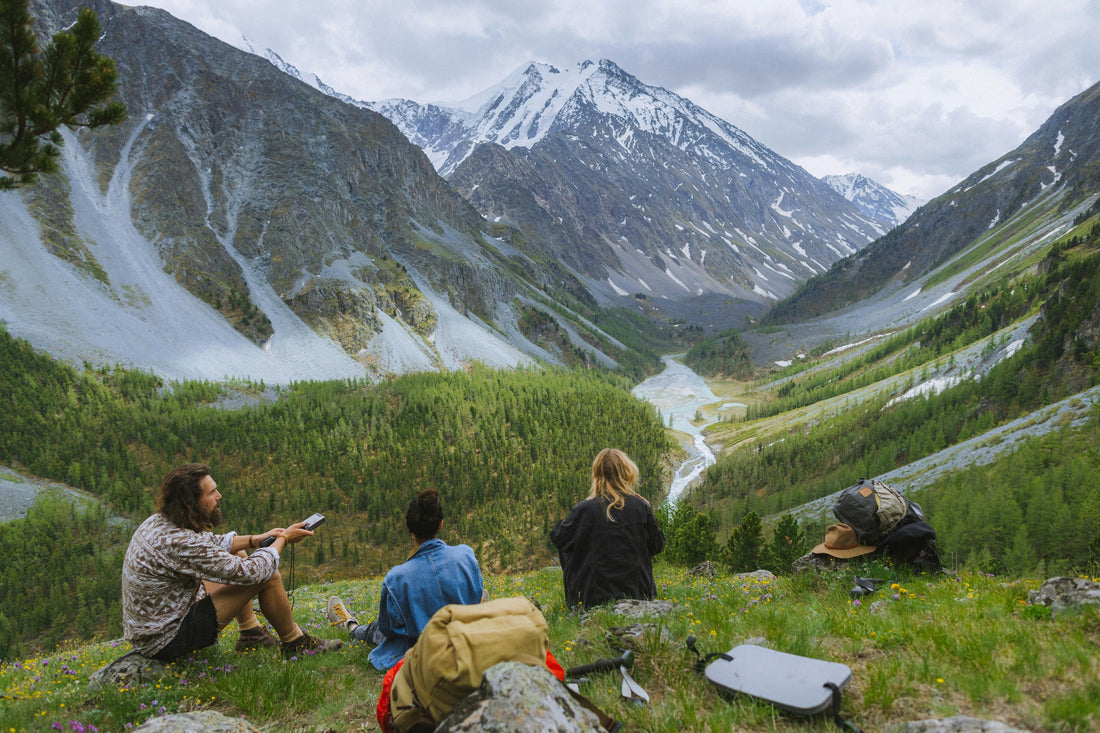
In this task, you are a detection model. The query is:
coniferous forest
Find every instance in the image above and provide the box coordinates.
[691,223,1100,574]
[0,331,674,659]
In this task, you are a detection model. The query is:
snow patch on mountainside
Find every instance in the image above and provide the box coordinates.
[0,131,532,384]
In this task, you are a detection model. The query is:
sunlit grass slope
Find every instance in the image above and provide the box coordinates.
[2,563,1097,732]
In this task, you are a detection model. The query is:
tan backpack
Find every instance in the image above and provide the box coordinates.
[389,596,551,733]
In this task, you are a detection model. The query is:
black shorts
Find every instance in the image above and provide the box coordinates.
[152,595,219,661]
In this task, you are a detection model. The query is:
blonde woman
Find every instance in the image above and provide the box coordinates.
[550,448,665,608]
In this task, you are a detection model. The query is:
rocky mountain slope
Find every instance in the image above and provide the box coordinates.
[768,79,1100,324]
[1,0,639,383]
[822,172,923,228]
[370,60,887,324]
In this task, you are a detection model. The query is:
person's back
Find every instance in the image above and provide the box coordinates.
[551,449,664,609]
[369,537,483,669]
[553,494,662,608]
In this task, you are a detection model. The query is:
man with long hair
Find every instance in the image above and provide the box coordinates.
[122,463,341,660]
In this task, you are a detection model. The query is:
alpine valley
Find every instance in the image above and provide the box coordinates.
[3,1,1100,729]
[3,0,902,384]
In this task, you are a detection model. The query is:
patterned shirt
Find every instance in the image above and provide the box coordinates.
[121,513,280,655]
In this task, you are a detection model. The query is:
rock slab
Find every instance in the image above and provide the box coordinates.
[435,661,605,733]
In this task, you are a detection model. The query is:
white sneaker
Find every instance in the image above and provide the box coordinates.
[325,595,359,630]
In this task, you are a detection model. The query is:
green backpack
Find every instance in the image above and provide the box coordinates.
[833,478,908,546]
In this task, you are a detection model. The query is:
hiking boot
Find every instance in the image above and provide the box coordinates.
[281,632,342,659]
[325,595,359,630]
[235,625,278,651]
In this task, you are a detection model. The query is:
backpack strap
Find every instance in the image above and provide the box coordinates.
[824,681,864,732]
[565,686,622,732]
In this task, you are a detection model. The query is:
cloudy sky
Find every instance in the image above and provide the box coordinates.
[138,0,1100,200]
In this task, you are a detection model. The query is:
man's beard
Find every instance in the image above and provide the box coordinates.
[206,506,224,528]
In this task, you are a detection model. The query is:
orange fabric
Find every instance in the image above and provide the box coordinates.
[545,649,565,681]
[376,657,404,733]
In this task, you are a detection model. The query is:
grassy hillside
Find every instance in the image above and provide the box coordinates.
[0,328,676,659]
[685,217,1100,576]
[0,563,1096,732]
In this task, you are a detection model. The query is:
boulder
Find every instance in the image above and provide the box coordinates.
[88,651,170,691]
[435,661,606,733]
[689,560,717,577]
[1026,577,1100,618]
[132,711,260,732]
[732,569,777,584]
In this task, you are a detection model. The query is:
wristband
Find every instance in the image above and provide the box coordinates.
[249,535,255,548]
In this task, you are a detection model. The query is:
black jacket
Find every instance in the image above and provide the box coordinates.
[550,495,665,608]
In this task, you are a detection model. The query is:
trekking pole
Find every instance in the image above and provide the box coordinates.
[566,649,635,678]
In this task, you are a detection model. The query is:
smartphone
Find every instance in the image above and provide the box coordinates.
[259,513,325,547]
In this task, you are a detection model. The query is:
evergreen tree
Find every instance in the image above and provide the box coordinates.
[763,513,806,574]
[725,511,764,573]
[0,0,126,188]
[661,502,718,566]
[1003,525,1037,574]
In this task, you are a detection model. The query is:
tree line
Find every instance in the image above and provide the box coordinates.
[0,328,675,658]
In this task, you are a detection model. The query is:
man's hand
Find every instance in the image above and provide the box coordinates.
[254,528,285,547]
[279,520,315,545]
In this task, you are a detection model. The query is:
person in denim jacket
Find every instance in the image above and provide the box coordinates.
[326,489,484,670]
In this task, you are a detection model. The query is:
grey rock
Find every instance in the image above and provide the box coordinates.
[435,661,605,733]
[689,560,718,577]
[132,711,259,732]
[605,623,672,650]
[604,599,675,619]
[1026,577,1100,618]
[732,569,777,584]
[88,651,170,691]
[579,598,675,624]
[900,715,1031,732]
[792,552,847,574]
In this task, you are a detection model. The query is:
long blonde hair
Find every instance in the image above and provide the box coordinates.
[588,448,639,520]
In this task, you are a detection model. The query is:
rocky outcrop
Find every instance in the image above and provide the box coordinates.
[435,662,606,733]
[1026,576,1100,618]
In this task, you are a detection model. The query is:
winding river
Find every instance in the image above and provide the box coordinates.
[631,356,723,504]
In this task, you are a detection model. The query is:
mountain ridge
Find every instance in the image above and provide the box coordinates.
[369,59,887,319]
[768,78,1100,324]
[822,172,923,228]
[4,0,668,383]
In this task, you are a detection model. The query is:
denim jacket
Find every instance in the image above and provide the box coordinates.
[368,538,484,670]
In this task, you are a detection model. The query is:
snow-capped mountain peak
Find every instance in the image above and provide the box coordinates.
[373,59,787,177]
[823,173,924,228]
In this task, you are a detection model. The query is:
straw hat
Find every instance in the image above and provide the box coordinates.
[812,523,877,558]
